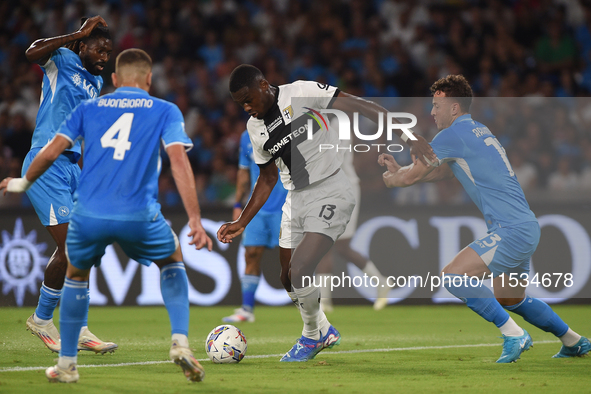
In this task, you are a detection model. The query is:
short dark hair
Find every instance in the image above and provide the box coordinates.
[116,48,152,73]
[229,64,264,93]
[430,75,473,112]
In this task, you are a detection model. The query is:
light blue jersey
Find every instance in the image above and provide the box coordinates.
[430,114,537,231]
[239,130,287,213]
[33,47,102,156]
[56,87,192,221]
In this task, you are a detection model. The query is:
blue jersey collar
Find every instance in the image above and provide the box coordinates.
[115,87,149,95]
[451,114,472,126]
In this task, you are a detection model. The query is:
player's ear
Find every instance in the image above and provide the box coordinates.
[111,72,119,88]
[259,78,269,90]
[78,41,87,56]
[146,72,152,90]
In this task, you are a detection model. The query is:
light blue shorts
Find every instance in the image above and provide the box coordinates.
[468,221,540,277]
[23,148,80,227]
[66,213,178,270]
[242,209,282,248]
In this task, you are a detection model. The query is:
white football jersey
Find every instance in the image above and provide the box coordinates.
[246,80,341,190]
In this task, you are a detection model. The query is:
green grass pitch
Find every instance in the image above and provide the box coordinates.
[0,305,589,393]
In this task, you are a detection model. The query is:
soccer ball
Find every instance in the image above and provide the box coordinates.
[205,325,247,364]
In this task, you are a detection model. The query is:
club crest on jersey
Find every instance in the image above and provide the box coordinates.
[282,106,293,120]
[71,73,82,87]
[72,73,98,98]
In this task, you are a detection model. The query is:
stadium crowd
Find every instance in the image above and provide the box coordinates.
[1,0,591,209]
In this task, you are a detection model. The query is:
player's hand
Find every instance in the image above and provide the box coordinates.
[0,177,13,196]
[187,221,213,251]
[378,154,400,173]
[217,221,245,244]
[0,177,32,195]
[78,16,108,37]
[408,135,437,167]
[232,207,242,222]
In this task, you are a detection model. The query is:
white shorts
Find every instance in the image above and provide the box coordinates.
[279,170,356,249]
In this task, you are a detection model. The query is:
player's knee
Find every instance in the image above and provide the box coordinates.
[244,248,263,264]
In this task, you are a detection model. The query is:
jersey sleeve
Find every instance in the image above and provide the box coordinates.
[161,104,193,151]
[55,101,85,147]
[238,130,251,169]
[295,80,340,109]
[247,118,274,166]
[430,128,461,165]
[42,47,73,69]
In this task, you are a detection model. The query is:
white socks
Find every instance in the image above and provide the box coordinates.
[58,355,77,369]
[499,317,524,337]
[172,333,189,348]
[33,313,51,326]
[560,328,582,347]
[293,286,322,340]
[287,291,299,308]
[315,273,332,304]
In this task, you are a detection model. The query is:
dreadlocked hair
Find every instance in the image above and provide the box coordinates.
[66,17,111,54]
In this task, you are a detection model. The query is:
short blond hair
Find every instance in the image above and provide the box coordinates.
[115,48,152,78]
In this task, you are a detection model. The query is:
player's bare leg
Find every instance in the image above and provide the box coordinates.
[223,246,264,323]
[279,247,292,292]
[494,275,589,358]
[154,247,205,382]
[28,224,67,353]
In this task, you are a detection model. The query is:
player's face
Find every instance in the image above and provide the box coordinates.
[80,38,113,76]
[431,91,453,131]
[231,80,272,119]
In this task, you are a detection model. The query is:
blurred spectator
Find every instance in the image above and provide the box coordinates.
[548,156,579,191]
[509,150,538,192]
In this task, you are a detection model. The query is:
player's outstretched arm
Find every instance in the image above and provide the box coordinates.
[378,153,442,188]
[420,161,454,182]
[217,162,278,243]
[167,144,212,251]
[25,15,108,65]
[332,91,437,166]
[0,135,71,195]
[233,168,250,221]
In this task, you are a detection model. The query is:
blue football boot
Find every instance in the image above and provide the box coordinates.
[552,337,590,358]
[496,330,533,363]
[280,336,323,362]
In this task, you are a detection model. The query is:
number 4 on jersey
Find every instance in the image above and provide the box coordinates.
[100,113,133,160]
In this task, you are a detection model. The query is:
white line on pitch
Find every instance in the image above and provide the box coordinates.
[0,340,560,373]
